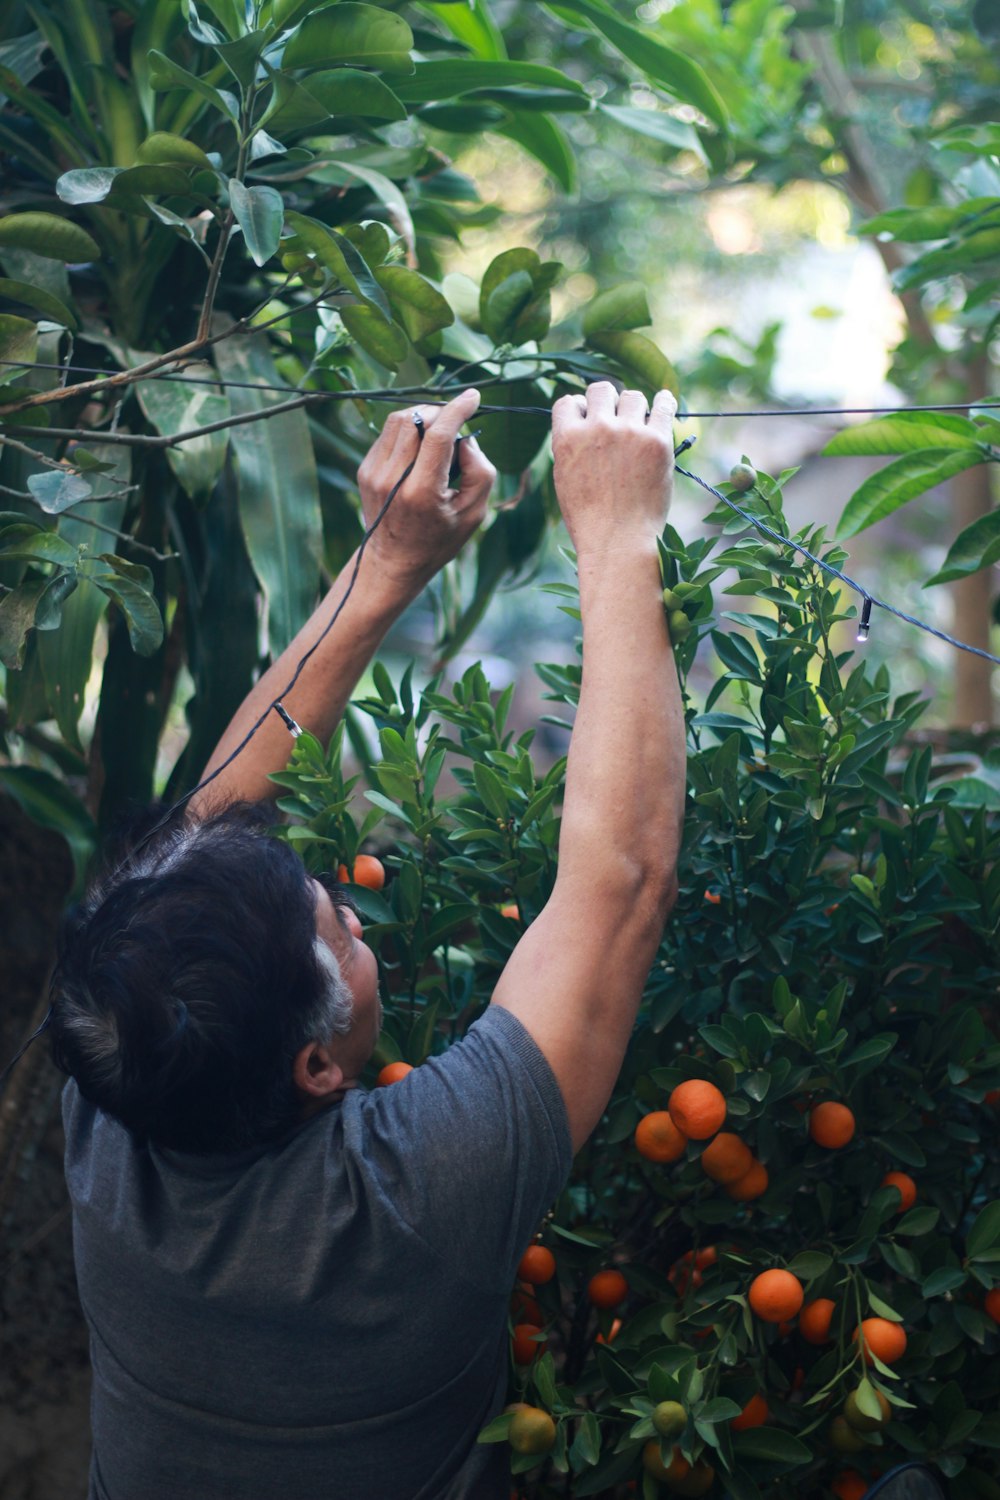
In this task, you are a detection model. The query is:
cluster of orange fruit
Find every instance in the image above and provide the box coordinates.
[633,1079,768,1200]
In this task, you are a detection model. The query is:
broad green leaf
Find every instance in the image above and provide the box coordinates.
[135,132,215,170]
[967,1200,1000,1259]
[0,577,50,669]
[545,0,727,129]
[228,180,284,266]
[0,313,38,366]
[895,229,1000,293]
[147,50,239,120]
[599,103,705,161]
[87,555,164,656]
[339,303,410,367]
[0,765,95,892]
[26,471,93,513]
[585,330,678,396]
[498,111,577,194]
[420,0,507,61]
[132,360,231,500]
[261,69,407,135]
[583,282,652,336]
[836,449,986,537]
[0,527,78,566]
[213,335,322,656]
[823,412,980,456]
[283,211,391,317]
[200,0,246,39]
[0,212,99,263]
[56,167,121,204]
[473,379,551,475]
[393,58,586,103]
[859,199,1000,243]
[336,162,414,255]
[925,508,1000,586]
[786,1251,833,1280]
[215,29,270,89]
[921,1266,967,1298]
[0,277,78,329]
[38,576,108,748]
[374,266,453,348]
[732,1429,811,1467]
[57,165,198,207]
[282,5,414,74]
[895,1206,939,1236]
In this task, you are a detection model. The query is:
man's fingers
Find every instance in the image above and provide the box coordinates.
[410,388,482,487]
[451,436,496,508]
[584,381,619,421]
[617,388,649,426]
[648,388,679,437]
[551,392,586,440]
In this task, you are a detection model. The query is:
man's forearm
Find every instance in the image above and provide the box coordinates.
[558,542,685,897]
[189,552,415,816]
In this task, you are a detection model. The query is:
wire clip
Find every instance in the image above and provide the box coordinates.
[857,596,873,643]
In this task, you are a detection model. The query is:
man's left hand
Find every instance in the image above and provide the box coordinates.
[357,388,497,591]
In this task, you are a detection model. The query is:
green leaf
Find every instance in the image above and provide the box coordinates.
[147,50,239,120]
[544,0,727,129]
[836,450,986,538]
[895,1206,940,1236]
[374,265,454,349]
[26,470,93,513]
[867,1291,903,1321]
[585,330,678,396]
[925,508,1000,586]
[0,765,95,893]
[967,1201,1000,1259]
[0,577,49,669]
[786,1251,833,1281]
[0,527,78,566]
[132,359,231,500]
[921,1266,967,1298]
[473,378,551,475]
[38,576,108,749]
[87,555,164,656]
[339,303,410,367]
[599,102,705,160]
[498,112,577,194]
[0,211,99,263]
[393,58,586,103]
[282,4,414,74]
[228,180,284,266]
[582,282,652,336]
[135,132,215,170]
[283,211,391,317]
[822,412,980,457]
[732,1429,811,1467]
[420,0,507,62]
[336,162,415,254]
[213,335,322,655]
[859,200,1000,243]
[0,277,77,328]
[262,68,407,135]
[0,312,38,366]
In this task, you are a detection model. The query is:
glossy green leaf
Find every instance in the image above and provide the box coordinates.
[546,0,727,129]
[859,199,1000,243]
[599,102,705,160]
[583,282,652,336]
[337,162,415,255]
[823,412,980,456]
[0,312,38,366]
[228,180,284,266]
[0,577,49,669]
[836,449,986,537]
[87,555,164,657]
[26,470,93,513]
[339,302,408,368]
[585,329,678,396]
[133,360,231,500]
[967,1200,1000,1259]
[393,58,586,103]
[283,211,391,317]
[0,527,78,566]
[0,211,99,262]
[262,69,407,134]
[421,0,507,61]
[498,111,577,193]
[282,5,414,74]
[0,277,78,328]
[147,50,239,120]
[213,335,322,656]
[473,379,551,475]
[925,508,1000,586]
[135,132,215,170]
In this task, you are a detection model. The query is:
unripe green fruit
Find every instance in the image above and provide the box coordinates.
[662,587,683,611]
[301,265,326,287]
[668,610,692,643]
[281,252,312,272]
[672,581,700,599]
[729,462,757,492]
[843,1388,890,1432]
[829,1415,868,1453]
[652,1400,688,1439]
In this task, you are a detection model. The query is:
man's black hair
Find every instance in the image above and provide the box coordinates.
[49,803,351,1154]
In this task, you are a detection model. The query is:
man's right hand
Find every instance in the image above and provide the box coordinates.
[551,381,677,558]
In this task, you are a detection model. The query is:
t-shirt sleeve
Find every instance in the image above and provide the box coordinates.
[347,1006,572,1295]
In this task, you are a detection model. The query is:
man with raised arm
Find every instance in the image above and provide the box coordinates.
[50,382,685,1500]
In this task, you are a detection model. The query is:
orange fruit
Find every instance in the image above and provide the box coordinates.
[731,1393,769,1431]
[376,1061,413,1086]
[700,1133,753,1184]
[853,1317,907,1365]
[832,1471,868,1500]
[985,1288,1000,1324]
[336,853,385,889]
[881,1172,916,1212]
[681,1246,718,1270]
[507,1404,556,1455]
[511,1323,545,1364]
[672,1461,716,1497]
[704,890,721,904]
[748,1268,804,1323]
[588,1269,628,1309]
[669,1080,727,1139]
[636,1110,688,1163]
[595,1316,622,1346]
[517,1245,556,1286]
[725,1159,768,1200]
[500,902,520,920]
[800,1298,836,1345]
[643,1444,688,1484]
[670,1263,703,1297]
[809,1101,856,1148]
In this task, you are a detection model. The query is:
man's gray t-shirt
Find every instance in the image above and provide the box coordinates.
[62,1005,572,1500]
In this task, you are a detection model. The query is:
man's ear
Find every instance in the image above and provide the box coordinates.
[293,1039,345,1100]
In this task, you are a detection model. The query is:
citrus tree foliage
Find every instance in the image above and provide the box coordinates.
[0,0,720,844]
[278,475,1000,1499]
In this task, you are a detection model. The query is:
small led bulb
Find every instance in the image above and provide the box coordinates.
[857,596,873,642]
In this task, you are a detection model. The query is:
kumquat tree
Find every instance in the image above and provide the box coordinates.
[1,0,999,1497]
